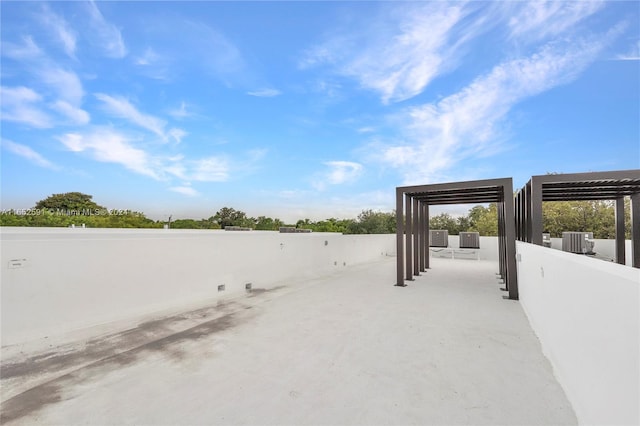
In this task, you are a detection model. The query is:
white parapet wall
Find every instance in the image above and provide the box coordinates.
[1,228,396,347]
[516,241,639,425]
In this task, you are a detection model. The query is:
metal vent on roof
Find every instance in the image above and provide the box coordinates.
[459,232,480,249]
[562,232,595,254]
[429,230,448,247]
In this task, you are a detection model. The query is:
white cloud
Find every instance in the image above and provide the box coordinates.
[55,127,231,183]
[508,1,604,41]
[169,102,191,119]
[39,4,77,58]
[51,100,90,125]
[247,88,282,97]
[1,139,58,170]
[135,47,160,66]
[95,93,167,139]
[325,161,363,184]
[38,65,83,101]
[1,36,43,60]
[86,1,127,58]
[301,3,471,103]
[164,156,229,182]
[313,161,363,190]
[615,40,640,61]
[2,36,87,122]
[376,31,619,184]
[58,129,159,179]
[168,128,187,144]
[0,86,52,128]
[190,157,229,182]
[169,186,199,197]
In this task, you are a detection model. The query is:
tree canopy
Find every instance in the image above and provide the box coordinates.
[0,192,633,238]
[34,192,105,212]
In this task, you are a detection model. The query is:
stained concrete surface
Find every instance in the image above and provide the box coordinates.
[1,257,577,425]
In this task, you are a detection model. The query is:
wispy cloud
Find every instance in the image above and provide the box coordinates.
[2,36,88,125]
[51,100,90,125]
[301,3,474,103]
[169,186,200,197]
[247,88,282,97]
[0,86,52,128]
[169,102,192,119]
[376,30,621,184]
[38,66,84,106]
[508,1,604,41]
[614,40,640,60]
[55,126,233,183]
[39,4,77,58]
[313,161,363,191]
[168,128,187,144]
[58,129,159,179]
[95,93,167,139]
[164,156,229,182]
[133,47,172,80]
[189,157,229,182]
[135,47,160,66]
[1,36,42,60]
[2,139,59,170]
[85,1,127,58]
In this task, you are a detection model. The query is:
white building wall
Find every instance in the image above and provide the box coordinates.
[516,241,639,425]
[1,228,395,346]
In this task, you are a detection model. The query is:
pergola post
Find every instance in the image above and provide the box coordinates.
[503,181,519,299]
[413,197,420,276]
[418,201,425,273]
[615,197,626,265]
[530,178,543,245]
[525,181,532,243]
[405,194,413,281]
[423,202,430,270]
[631,193,640,268]
[395,188,405,286]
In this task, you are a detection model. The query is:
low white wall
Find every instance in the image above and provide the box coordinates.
[1,228,396,346]
[516,241,639,425]
[429,235,499,261]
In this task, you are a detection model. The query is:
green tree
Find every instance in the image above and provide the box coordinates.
[429,213,460,235]
[346,210,395,234]
[34,192,105,212]
[542,200,619,239]
[255,216,284,230]
[212,207,249,229]
[468,204,498,236]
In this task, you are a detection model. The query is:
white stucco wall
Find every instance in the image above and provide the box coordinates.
[1,228,395,346]
[516,241,639,425]
[429,235,499,261]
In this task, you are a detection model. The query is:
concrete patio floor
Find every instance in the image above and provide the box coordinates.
[1,256,577,425]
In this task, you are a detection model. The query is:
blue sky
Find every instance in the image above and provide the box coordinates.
[1,1,638,223]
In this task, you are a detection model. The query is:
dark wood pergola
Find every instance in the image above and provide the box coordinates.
[395,178,519,300]
[515,170,640,268]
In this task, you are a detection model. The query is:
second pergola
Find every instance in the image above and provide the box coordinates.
[395,178,519,300]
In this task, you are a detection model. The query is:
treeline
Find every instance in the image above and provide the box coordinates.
[428,199,632,239]
[0,192,632,238]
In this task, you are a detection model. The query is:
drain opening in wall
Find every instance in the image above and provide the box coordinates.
[218,284,226,292]
[245,283,252,292]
